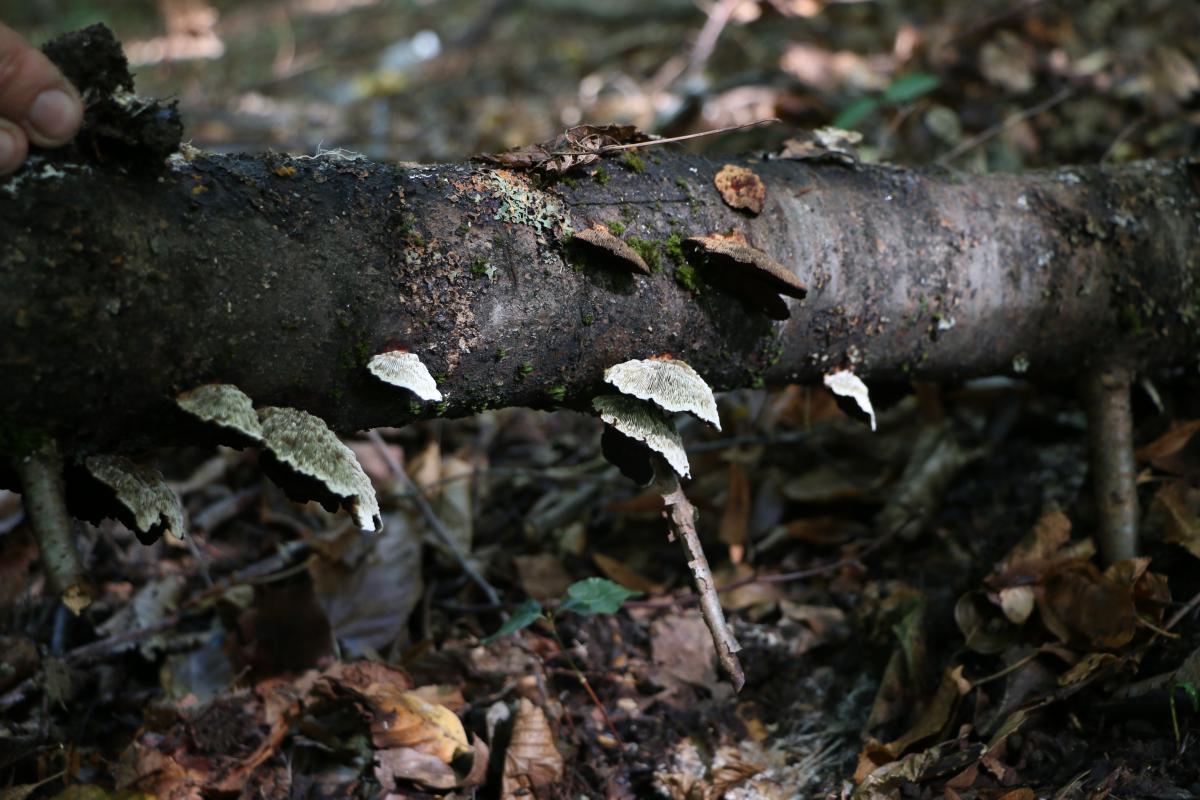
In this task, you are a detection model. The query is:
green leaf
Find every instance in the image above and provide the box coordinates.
[884,73,940,105]
[832,96,880,131]
[482,598,544,644]
[557,578,641,617]
[1177,681,1200,710]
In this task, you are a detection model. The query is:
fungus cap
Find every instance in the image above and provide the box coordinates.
[714,164,766,215]
[572,227,651,275]
[84,455,186,542]
[367,351,443,402]
[604,357,721,430]
[176,383,263,444]
[823,369,876,431]
[257,406,382,531]
[685,236,807,298]
[593,394,690,479]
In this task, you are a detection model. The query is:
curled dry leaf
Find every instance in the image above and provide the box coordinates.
[604,356,721,430]
[502,698,564,800]
[594,394,690,479]
[257,406,382,532]
[823,369,877,431]
[714,164,766,214]
[367,351,443,402]
[368,687,471,763]
[571,226,651,274]
[83,455,186,544]
[477,123,651,173]
[176,383,263,446]
[777,126,862,164]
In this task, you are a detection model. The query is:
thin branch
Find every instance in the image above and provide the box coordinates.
[1084,364,1138,564]
[366,429,501,606]
[936,87,1073,166]
[12,441,93,615]
[656,463,745,692]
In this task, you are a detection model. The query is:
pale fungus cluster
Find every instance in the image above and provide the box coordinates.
[593,356,720,483]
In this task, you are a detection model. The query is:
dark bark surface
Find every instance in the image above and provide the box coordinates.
[3,143,1199,456]
[1,27,1199,458]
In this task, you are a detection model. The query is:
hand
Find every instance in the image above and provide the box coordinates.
[0,21,83,175]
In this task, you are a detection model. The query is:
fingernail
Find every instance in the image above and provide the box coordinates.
[28,89,82,142]
[0,129,17,172]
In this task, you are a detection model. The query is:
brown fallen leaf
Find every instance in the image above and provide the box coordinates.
[501,698,564,800]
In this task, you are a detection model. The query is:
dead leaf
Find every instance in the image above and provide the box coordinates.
[714,164,766,215]
[478,124,651,173]
[514,553,574,602]
[1038,563,1136,650]
[369,690,470,762]
[650,610,719,692]
[592,552,664,594]
[501,698,564,800]
[1135,419,1200,476]
[375,747,459,791]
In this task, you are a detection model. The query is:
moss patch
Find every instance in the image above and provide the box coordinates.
[626,237,662,272]
[619,151,645,173]
[675,264,699,292]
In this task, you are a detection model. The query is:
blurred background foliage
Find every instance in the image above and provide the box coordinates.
[3,0,1197,167]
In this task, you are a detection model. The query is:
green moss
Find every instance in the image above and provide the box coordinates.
[750,375,765,390]
[471,257,496,279]
[675,264,699,292]
[562,176,579,189]
[626,237,662,272]
[409,400,422,416]
[329,387,344,402]
[664,232,686,265]
[547,385,566,403]
[495,346,508,361]
[593,166,610,185]
[675,177,689,190]
[582,311,595,326]
[435,401,449,416]
[606,220,626,236]
[619,151,645,173]
[517,361,534,380]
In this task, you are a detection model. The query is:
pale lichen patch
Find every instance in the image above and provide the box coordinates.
[257,406,381,531]
[488,170,572,243]
[594,394,690,479]
[367,351,443,401]
[604,357,721,430]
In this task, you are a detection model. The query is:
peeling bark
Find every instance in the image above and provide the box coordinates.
[1,26,1199,462]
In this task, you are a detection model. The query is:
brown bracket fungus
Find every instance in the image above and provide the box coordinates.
[593,394,690,480]
[684,235,806,320]
[257,406,382,532]
[570,226,651,275]
[714,164,766,215]
[82,455,187,545]
[367,351,443,402]
[604,357,721,431]
[176,383,264,447]
[823,369,877,431]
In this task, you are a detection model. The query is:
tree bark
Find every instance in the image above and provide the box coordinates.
[1,28,1198,459]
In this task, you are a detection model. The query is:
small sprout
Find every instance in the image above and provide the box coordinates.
[823,369,876,431]
[605,220,626,235]
[257,406,381,532]
[604,356,721,430]
[714,164,766,215]
[571,226,651,275]
[582,311,595,326]
[547,385,566,403]
[367,351,443,402]
[84,455,186,544]
[594,394,690,479]
[175,383,263,447]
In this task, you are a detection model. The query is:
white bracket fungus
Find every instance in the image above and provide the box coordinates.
[823,369,877,431]
[176,383,263,445]
[367,351,443,402]
[604,357,721,430]
[257,406,382,531]
[593,394,690,479]
[84,455,187,543]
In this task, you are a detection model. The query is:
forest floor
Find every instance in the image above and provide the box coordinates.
[2,0,1200,798]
